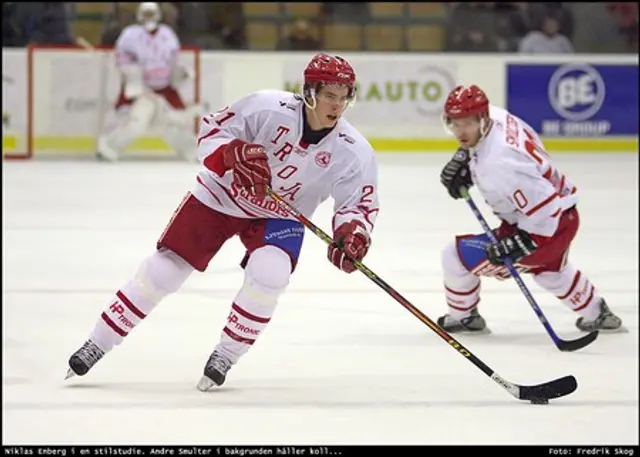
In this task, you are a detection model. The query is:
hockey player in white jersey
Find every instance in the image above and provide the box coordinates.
[437,84,624,334]
[66,53,380,390]
[97,2,200,162]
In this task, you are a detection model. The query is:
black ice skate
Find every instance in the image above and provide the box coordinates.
[437,308,491,334]
[576,299,626,333]
[197,351,234,391]
[66,340,105,379]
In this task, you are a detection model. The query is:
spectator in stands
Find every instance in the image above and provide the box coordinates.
[519,13,575,53]
[278,18,321,51]
[173,3,224,49]
[2,2,26,47]
[101,5,134,46]
[210,3,246,49]
[446,3,499,52]
[15,2,72,45]
[607,2,638,51]
[322,3,368,23]
[528,3,575,40]
[175,2,246,50]
[456,24,500,52]
[161,3,179,30]
[497,2,535,51]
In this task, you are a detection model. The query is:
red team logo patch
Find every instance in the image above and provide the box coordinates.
[315,151,332,168]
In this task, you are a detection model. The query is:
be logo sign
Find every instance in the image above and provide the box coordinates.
[507,63,638,137]
[548,64,606,122]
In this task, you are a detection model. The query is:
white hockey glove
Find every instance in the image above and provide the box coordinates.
[171,65,193,87]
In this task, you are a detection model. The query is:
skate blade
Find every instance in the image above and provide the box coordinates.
[596,325,629,334]
[197,376,219,392]
[455,327,492,336]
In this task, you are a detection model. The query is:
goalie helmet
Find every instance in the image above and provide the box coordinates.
[137,2,162,32]
[302,53,357,108]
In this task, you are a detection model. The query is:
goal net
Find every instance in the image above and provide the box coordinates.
[3,44,200,160]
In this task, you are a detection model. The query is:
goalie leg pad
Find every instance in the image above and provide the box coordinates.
[98,94,159,160]
[164,104,203,127]
[161,123,197,162]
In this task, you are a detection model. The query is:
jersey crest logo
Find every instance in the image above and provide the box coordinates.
[315,151,332,168]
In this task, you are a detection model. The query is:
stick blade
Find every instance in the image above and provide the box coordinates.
[556,330,599,352]
[519,375,577,401]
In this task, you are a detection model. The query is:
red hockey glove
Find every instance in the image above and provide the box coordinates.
[223,139,272,199]
[328,221,370,274]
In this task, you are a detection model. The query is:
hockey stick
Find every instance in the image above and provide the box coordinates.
[459,187,598,352]
[267,187,577,403]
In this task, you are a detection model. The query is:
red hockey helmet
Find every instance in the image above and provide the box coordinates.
[444,85,489,120]
[303,53,356,98]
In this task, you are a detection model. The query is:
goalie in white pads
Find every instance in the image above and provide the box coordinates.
[66,53,380,390]
[98,2,201,162]
[437,85,624,334]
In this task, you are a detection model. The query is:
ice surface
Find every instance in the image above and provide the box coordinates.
[2,153,638,445]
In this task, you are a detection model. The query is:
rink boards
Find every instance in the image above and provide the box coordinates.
[2,47,638,158]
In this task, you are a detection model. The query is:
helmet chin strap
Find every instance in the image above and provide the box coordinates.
[301,88,324,128]
[302,88,317,110]
[310,106,324,129]
[479,117,491,136]
[469,118,493,151]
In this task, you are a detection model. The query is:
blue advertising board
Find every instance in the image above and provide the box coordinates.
[507,64,638,137]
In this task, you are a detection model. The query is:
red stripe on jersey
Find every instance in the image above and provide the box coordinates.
[202,144,229,177]
[356,205,378,232]
[196,176,224,206]
[197,127,220,147]
[525,193,558,216]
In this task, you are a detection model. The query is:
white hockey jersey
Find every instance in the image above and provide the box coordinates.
[192,90,380,236]
[469,105,579,238]
[115,24,180,90]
